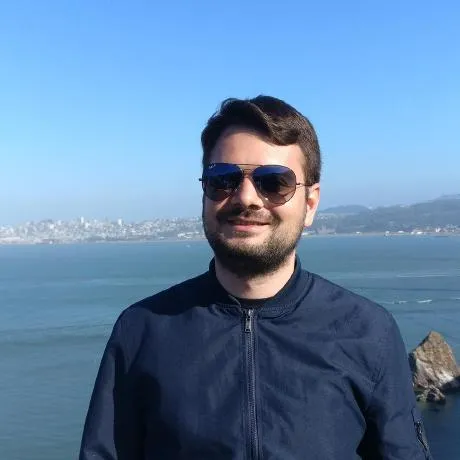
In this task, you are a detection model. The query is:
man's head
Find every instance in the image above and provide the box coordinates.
[200,95,321,278]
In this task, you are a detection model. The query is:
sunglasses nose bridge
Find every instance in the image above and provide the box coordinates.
[239,165,255,176]
[230,169,265,205]
[230,167,254,190]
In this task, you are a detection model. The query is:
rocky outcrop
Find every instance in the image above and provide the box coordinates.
[409,331,460,403]
[416,386,446,404]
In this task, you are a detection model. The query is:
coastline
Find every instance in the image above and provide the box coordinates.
[1,231,459,246]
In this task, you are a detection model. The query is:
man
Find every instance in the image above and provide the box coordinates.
[80,96,432,459]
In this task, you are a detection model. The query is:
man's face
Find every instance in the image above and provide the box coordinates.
[202,127,320,277]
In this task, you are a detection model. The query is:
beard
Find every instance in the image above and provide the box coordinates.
[203,204,306,278]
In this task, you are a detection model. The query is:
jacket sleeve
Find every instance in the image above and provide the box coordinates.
[79,313,144,460]
[358,314,433,459]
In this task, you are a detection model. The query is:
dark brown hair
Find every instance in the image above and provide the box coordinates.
[201,95,321,185]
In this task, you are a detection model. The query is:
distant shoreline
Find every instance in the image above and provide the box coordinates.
[1,232,459,246]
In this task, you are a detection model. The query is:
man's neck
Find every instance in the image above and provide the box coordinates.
[214,253,296,299]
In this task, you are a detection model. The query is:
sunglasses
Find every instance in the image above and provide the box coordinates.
[199,163,307,204]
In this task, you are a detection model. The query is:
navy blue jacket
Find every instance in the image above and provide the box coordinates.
[80,259,432,459]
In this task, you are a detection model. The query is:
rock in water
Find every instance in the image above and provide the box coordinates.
[416,386,447,404]
[409,331,460,393]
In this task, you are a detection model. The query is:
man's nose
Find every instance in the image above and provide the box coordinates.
[230,176,265,208]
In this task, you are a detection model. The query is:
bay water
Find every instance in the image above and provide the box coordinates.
[0,236,459,459]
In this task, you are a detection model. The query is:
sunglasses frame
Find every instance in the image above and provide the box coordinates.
[199,163,308,204]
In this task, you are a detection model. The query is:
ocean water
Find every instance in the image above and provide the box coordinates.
[0,236,459,459]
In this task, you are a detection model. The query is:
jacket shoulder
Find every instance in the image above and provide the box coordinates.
[110,272,209,355]
[306,272,405,385]
[307,271,395,329]
[120,271,209,324]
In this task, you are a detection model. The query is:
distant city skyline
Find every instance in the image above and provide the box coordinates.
[2,194,459,244]
[2,192,459,227]
[1,1,459,226]
[4,189,460,227]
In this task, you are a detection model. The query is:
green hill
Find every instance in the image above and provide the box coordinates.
[313,196,460,234]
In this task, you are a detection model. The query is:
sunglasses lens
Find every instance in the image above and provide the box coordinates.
[201,163,299,204]
[202,163,242,201]
[254,165,297,204]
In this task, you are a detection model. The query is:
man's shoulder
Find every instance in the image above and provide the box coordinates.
[117,271,209,326]
[306,271,397,334]
[306,272,405,384]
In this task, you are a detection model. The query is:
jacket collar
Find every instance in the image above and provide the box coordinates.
[204,256,312,317]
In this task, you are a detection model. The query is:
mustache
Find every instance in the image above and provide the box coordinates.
[216,206,274,224]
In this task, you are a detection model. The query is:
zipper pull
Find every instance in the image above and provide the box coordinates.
[245,309,253,333]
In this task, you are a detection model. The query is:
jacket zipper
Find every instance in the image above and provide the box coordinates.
[244,309,259,459]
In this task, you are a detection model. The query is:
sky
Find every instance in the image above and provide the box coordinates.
[1,0,459,225]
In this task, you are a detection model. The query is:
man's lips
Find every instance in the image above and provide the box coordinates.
[226,219,270,225]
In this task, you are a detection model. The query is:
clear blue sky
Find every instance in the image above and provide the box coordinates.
[1,0,459,225]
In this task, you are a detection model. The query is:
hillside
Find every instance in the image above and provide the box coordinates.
[313,196,460,234]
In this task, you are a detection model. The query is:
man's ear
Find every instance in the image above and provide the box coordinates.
[304,183,320,228]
